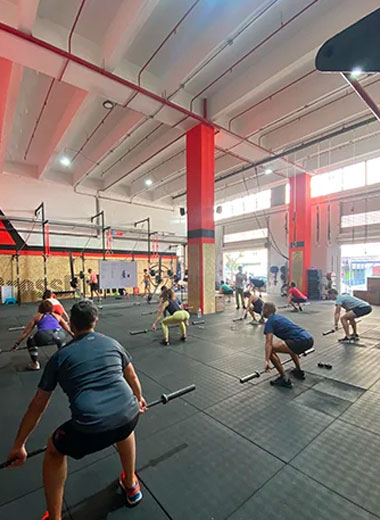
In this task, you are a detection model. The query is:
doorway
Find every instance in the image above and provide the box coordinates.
[340,242,380,293]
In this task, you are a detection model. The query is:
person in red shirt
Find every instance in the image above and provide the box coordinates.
[288,282,307,312]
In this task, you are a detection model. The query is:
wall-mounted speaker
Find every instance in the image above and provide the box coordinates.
[180,207,186,216]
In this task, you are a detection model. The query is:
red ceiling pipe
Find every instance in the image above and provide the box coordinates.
[22,0,87,161]
[228,69,316,130]
[137,0,201,86]
[0,21,307,174]
[189,0,320,111]
[72,0,199,169]
[103,131,187,191]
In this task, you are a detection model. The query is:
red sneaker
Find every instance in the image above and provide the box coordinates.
[41,513,49,520]
[119,472,143,506]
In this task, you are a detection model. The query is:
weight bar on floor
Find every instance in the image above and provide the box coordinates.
[0,384,196,470]
[141,311,156,316]
[8,326,25,332]
[322,319,361,336]
[239,347,315,383]
[129,320,205,335]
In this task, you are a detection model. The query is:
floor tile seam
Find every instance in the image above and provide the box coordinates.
[135,473,174,520]
[287,463,380,519]
[334,416,380,438]
[223,464,286,520]
[286,395,370,466]
[0,484,44,509]
[199,407,287,465]
[166,344,241,367]
[63,497,73,519]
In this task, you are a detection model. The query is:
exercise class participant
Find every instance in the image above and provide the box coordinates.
[220,280,233,302]
[7,300,147,519]
[87,268,100,300]
[262,302,314,388]
[288,281,308,311]
[152,288,190,346]
[245,293,265,324]
[142,268,152,296]
[328,288,372,342]
[42,290,69,321]
[235,265,246,310]
[12,300,73,371]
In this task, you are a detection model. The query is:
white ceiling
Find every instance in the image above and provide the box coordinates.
[0,0,379,209]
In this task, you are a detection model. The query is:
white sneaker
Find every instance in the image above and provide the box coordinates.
[27,362,40,371]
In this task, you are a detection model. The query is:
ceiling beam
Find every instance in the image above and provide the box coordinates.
[102,0,160,72]
[73,109,145,186]
[18,0,40,34]
[0,59,23,173]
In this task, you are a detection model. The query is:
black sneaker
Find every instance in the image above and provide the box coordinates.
[291,308,299,312]
[351,334,359,341]
[236,306,240,310]
[180,336,187,342]
[338,336,351,343]
[270,376,293,388]
[160,339,170,346]
[291,368,305,380]
[298,306,303,312]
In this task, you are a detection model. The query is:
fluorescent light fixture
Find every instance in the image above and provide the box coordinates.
[264,168,273,175]
[350,68,362,78]
[60,156,71,167]
[145,178,153,186]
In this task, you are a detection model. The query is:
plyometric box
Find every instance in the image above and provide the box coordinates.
[99,261,137,289]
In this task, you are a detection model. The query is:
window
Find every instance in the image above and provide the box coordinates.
[285,183,290,204]
[341,210,380,228]
[342,162,365,191]
[311,169,343,197]
[215,190,271,221]
[367,158,380,186]
[224,228,268,243]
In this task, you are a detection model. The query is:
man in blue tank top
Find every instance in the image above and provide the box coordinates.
[7,300,147,518]
[263,302,314,388]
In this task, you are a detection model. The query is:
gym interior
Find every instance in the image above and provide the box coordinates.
[1,2,380,519]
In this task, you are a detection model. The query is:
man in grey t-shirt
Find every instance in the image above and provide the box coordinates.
[235,265,247,310]
[7,300,147,517]
[328,288,372,342]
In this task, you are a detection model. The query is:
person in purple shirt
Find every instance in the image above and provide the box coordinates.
[12,300,73,371]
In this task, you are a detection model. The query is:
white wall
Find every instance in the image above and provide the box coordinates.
[0,172,186,252]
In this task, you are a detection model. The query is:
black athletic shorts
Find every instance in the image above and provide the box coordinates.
[90,282,99,291]
[291,297,307,303]
[286,337,314,355]
[351,305,372,318]
[52,414,139,459]
[252,300,263,314]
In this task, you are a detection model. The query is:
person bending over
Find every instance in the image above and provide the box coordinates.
[152,288,190,346]
[220,280,233,303]
[263,302,314,388]
[328,289,372,342]
[13,300,73,371]
[245,294,265,325]
[7,300,147,520]
[288,282,308,311]
[42,290,69,322]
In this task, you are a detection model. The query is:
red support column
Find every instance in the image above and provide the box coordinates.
[186,124,215,314]
[288,173,312,295]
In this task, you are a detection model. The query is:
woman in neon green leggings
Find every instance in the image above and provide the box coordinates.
[152,288,190,346]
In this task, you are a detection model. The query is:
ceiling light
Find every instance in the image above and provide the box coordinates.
[350,68,362,78]
[145,179,153,186]
[60,156,71,167]
[264,168,273,175]
[103,100,115,110]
